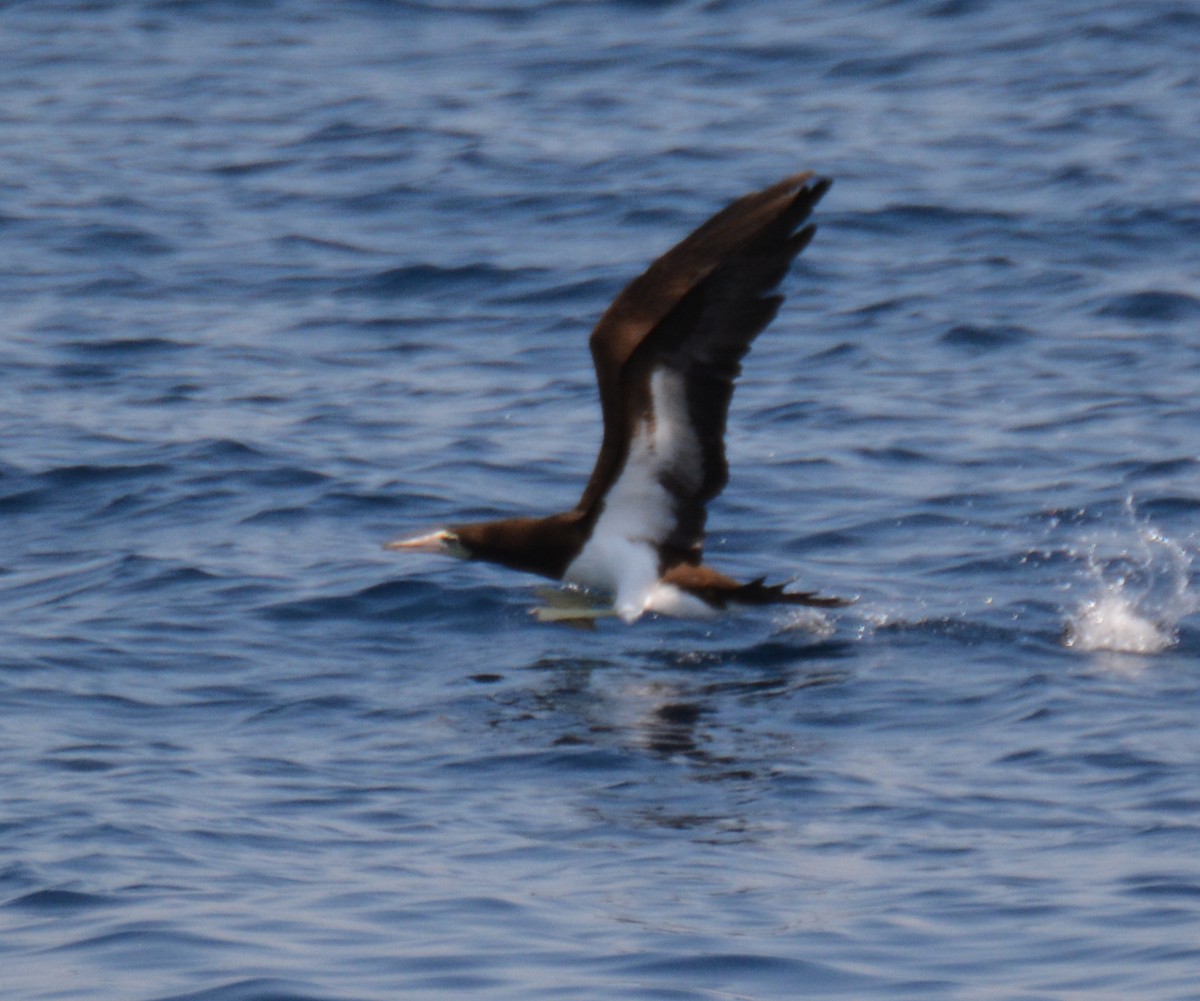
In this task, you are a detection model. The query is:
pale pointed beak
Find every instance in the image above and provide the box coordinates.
[384,529,452,553]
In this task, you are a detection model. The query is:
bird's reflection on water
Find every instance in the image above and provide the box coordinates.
[509,634,854,766]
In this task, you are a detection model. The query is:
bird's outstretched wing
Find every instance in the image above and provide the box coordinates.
[574,173,831,566]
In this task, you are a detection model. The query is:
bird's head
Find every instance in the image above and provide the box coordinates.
[384,527,473,561]
[384,515,582,580]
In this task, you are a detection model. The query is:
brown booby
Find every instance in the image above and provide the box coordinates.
[387,172,849,623]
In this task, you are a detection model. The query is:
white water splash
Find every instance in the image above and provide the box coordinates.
[1065,589,1175,654]
[778,607,838,637]
[1062,502,1196,655]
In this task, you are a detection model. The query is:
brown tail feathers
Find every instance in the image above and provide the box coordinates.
[660,563,851,611]
[728,577,853,609]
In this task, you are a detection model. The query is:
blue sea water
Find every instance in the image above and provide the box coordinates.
[2,1,1200,998]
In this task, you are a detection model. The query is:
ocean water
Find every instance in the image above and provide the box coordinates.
[2,1,1199,998]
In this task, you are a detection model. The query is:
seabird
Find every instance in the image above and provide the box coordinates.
[388,172,849,623]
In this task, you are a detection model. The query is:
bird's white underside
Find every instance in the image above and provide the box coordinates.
[564,369,708,622]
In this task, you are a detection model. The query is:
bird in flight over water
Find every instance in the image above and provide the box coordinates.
[388,172,850,624]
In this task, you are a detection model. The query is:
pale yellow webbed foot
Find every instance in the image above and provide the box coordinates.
[529,587,618,628]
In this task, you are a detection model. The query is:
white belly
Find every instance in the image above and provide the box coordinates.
[566,389,707,622]
[564,533,659,622]
[564,539,718,622]
[643,582,719,619]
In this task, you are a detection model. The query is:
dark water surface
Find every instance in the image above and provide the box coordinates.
[3,2,1200,999]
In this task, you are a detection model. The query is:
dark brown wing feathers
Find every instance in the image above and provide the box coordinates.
[576,173,831,553]
[588,172,822,372]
